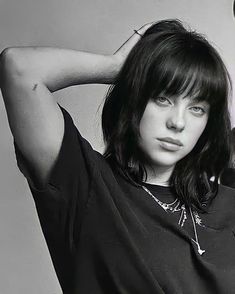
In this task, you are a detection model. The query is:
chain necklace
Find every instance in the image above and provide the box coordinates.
[142,185,205,255]
[142,185,187,227]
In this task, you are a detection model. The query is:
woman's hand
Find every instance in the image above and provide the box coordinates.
[112,22,155,73]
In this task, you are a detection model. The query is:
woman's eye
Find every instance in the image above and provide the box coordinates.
[155,97,171,105]
[190,106,206,115]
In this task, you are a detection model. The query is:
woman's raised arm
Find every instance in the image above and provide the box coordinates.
[0,23,152,188]
[0,48,122,188]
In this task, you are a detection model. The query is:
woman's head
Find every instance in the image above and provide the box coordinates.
[102,19,232,209]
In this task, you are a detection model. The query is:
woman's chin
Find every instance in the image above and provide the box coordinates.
[147,151,183,168]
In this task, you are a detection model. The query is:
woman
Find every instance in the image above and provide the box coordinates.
[0,19,235,293]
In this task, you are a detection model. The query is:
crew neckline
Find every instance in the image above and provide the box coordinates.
[142,182,174,197]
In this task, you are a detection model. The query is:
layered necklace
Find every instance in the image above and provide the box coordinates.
[142,185,205,256]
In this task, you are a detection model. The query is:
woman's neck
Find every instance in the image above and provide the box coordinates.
[143,165,174,187]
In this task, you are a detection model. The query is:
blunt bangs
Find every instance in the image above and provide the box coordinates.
[144,32,230,107]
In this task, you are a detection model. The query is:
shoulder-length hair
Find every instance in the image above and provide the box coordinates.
[102,19,232,211]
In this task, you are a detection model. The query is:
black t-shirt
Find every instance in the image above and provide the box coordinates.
[220,168,235,189]
[14,105,235,294]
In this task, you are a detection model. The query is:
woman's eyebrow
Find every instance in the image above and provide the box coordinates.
[189,95,207,103]
[189,98,210,108]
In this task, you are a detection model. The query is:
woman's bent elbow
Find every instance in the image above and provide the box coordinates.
[0,47,26,82]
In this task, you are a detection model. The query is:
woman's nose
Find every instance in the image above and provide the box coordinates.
[166,108,185,132]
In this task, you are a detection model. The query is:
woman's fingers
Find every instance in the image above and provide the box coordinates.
[113,21,155,70]
[136,21,156,35]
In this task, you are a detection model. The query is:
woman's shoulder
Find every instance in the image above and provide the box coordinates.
[203,184,235,230]
[220,168,235,189]
[215,184,235,205]
[205,183,235,215]
[218,183,235,194]
[211,184,235,215]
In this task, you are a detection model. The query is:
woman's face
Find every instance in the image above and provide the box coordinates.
[138,95,210,170]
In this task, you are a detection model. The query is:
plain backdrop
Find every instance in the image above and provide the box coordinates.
[0,0,235,293]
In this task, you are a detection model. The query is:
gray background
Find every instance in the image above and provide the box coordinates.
[0,0,234,293]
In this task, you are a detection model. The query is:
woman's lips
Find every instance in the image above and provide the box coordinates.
[158,137,183,151]
[158,137,183,146]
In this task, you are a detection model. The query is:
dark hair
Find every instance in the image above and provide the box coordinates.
[231,128,235,146]
[102,19,232,211]
[229,127,235,166]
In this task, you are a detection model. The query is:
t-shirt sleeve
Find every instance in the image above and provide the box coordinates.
[13,104,97,291]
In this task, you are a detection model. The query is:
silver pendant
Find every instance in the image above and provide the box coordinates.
[191,239,206,255]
